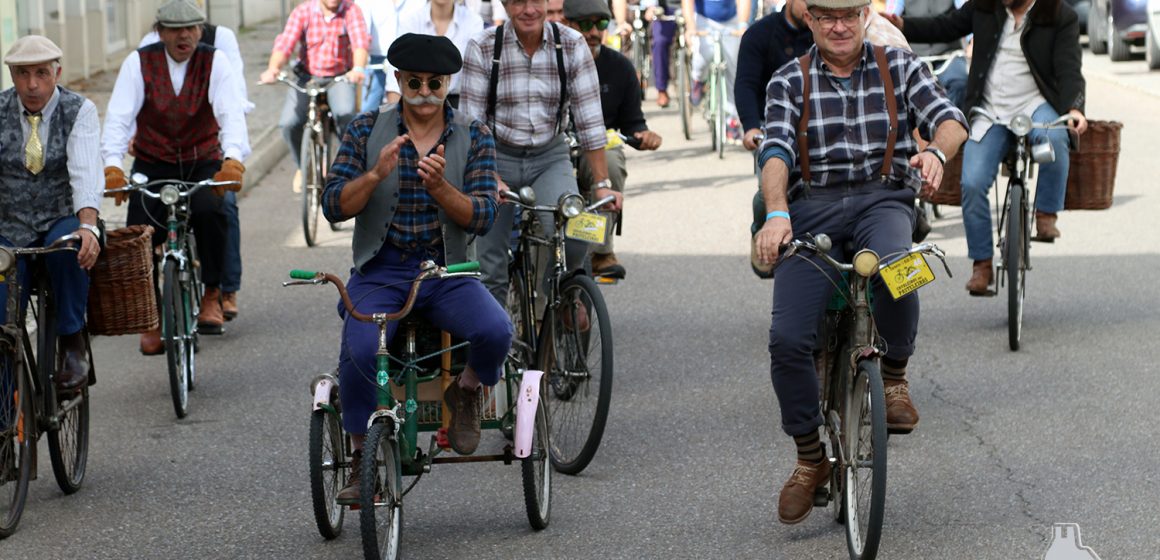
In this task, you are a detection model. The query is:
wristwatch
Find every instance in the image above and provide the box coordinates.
[79,223,101,238]
[924,146,947,165]
[593,178,613,191]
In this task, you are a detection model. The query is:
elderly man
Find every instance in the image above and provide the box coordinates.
[0,36,102,391]
[460,0,624,306]
[562,0,662,279]
[752,0,966,522]
[102,0,249,351]
[322,34,512,499]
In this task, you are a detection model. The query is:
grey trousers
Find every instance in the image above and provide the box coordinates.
[576,145,626,255]
[477,137,588,306]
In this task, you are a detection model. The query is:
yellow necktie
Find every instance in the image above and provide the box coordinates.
[26,113,44,175]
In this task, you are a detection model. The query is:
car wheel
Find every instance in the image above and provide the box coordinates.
[1148,24,1160,69]
[1091,4,1109,54]
[1109,12,1133,61]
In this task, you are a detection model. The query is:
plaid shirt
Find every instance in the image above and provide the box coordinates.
[459,23,605,152]
[323,104,498,251]
[760,43,967,192]
[272,0,370,78]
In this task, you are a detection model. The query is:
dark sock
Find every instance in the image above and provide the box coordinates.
[881,356,908,383]
[793,431,825,464]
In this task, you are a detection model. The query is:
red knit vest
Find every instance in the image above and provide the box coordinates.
[134,43,222,164]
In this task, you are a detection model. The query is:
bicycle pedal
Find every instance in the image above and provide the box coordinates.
[812,487,830,507]
[435,427,451,449]
[594,276,620,285]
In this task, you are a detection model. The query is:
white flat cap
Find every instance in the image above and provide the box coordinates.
[4,35,63,66]
[157,0,207,27]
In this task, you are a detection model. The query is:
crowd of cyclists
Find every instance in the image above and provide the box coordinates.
[1,0,1089,550]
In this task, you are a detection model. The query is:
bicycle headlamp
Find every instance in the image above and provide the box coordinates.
[559,193,585,219]
[0,247,14,274]
[853,249,880,278]
[160,185,181,205]
[1009,114,1033,137]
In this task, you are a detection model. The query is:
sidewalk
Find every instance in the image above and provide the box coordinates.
[66,18,290,226]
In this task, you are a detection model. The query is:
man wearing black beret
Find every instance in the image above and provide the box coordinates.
[321,33,513,502]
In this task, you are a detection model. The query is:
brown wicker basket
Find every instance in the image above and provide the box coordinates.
[88,225,158,336]
[927,150,964,206]
[1064,120,1122,210]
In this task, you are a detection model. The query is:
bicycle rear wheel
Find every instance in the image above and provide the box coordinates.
[1005,185,1026,351]
[310,407,346,539]
[162,260,191,418]
[0,336,32,539]
[521,377,551,529]
[842,360,887,560]
[677,47,692,140]
[47,383,89,495]
[360,420,402,560]
[301,137,323,248]
[539,275,613,475]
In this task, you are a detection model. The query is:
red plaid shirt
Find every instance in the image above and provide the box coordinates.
[272,0,369,78]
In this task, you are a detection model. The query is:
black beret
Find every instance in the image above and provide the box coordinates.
[387,33,462,75]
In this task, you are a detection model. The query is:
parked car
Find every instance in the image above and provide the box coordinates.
[1148,0,1160,68]
[1089,0,1149,61]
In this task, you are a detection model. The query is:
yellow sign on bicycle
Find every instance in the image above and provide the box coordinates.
[564,212,607,244]
[880,253,936,300]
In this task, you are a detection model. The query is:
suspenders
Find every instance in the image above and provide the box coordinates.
[486,23,569,136]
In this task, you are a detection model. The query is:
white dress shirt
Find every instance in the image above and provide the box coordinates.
[139,26,254,113]
[971,2,1049,141]
[18,88,103,213]
[101,48,251,168]
[397,1,485,94]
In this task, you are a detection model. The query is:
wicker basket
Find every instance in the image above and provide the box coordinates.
[926,150,964,206]
[1064,120,1122,210]
[88,225,158,336]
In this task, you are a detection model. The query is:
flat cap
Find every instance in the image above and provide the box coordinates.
[564,0,612,21]
[804,0,870,10]
[387,33,462,75]
[4,35,63,66]
[156,0,206,28]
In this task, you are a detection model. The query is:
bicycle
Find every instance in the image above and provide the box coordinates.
[504,188,615,475]
[968,108,1071,351]
[777,233,950,560]
[107,175,241,418]
[654,9,693,140]
[627,4,652,100]
[285,261,550,559]
[695,29,737,159]
[0,235,94,538]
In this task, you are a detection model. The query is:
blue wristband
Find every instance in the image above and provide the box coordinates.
[765,210,791,221]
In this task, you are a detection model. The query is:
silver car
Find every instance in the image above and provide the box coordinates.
[1148,0,1160,69]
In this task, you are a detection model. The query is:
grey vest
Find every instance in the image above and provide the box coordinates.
[352,106,477,272]
[0,87,83,247]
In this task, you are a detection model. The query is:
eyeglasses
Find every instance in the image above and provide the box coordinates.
[576,18,610,32]
[405,76,445,91]
[809,10,862,29]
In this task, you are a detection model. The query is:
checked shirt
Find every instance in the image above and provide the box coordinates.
[272,0,369,78]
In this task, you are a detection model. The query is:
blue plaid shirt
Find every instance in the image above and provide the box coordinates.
[323,103,498,251]
[759,43,967,192]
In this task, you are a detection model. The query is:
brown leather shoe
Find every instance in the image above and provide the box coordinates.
[222,291,238,321]
[778,458,832,524]
[55,331,90,392]
[198,287,225,334]
[592,252,626,279]
[965,259,994,296]
[884,379,919,434]
[140,327,164,356]
[560,298,591,332]
[335,448,363,505]
[443,380,482,455]
[1032,211,1060,242]
[657,90,670,108]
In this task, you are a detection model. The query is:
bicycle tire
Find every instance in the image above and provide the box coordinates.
[360,421,402,560]
[47,384,89,495]
[539,275,613,475]
[715,74,726,160]
[678,48,692,140]
[301,136,322,248]
[842,360,887,560]
[187,233,202,379]
[1006,184,1026,351]
[506,270,534,366]
[162,260,190,418]
[0,336,32,539]
[521,377,551,530]
[309,408,346,539]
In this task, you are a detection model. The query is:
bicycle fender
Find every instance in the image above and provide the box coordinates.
[514,369,545,459]
[311,374,337,412]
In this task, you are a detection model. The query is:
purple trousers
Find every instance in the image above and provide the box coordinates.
[651,12,676,92]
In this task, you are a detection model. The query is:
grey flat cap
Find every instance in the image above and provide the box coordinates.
[156,0,207,27]
[805,0,870,9]
[4,35,63,66]
[564,0,612,21]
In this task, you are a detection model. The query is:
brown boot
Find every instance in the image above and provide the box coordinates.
[335,449,363,505]
[1032,211,1060,242]
[778,459,832,524]
[443,380,482,455]
[222,291,238,321]
[884,379,919,434]
[592,252,626,279]
[657,90,670,108]
[55,331,90,392]
[140,327,164,356]
[198,287,224,334]
[965,259,993,296]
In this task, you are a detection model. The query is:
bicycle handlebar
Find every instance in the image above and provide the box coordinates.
[968,107,1071,130]
[260,72,350,93]
[779,234,952,278]
[918,50,964,76]
[0,234,80,273]
[105,176,241,201]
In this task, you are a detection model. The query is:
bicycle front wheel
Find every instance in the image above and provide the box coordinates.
[842,360,887,560]
[715,74,726,159]
[47,383,89,495]
[539,275,613,475]
[521,377,551,530]
[677,48,692,140]
[0,336,32,539]
[310,407,346,539]
[1005,184,1026,351]
[301,137,323,248]
[360,421,402,560]
[162,260,191,418]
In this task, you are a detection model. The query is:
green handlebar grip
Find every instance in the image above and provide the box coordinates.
[289,269,318,280]
[445,262,480,273]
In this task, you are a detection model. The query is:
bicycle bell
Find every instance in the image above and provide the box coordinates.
[518,186,537,205]
[814,233,833,253]
[1031,141,1056,164]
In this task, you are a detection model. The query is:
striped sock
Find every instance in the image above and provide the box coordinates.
[793,431,825,464]
[881,356,908,383]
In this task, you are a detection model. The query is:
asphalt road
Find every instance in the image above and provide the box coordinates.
[7,49,1159,560]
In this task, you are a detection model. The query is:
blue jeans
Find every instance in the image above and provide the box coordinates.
[280,76,358,167]
[222,190,241,293]
[362,54,389,111]
[0,217,89,336]
[960,102,1070,261]
[937,55,968,110]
